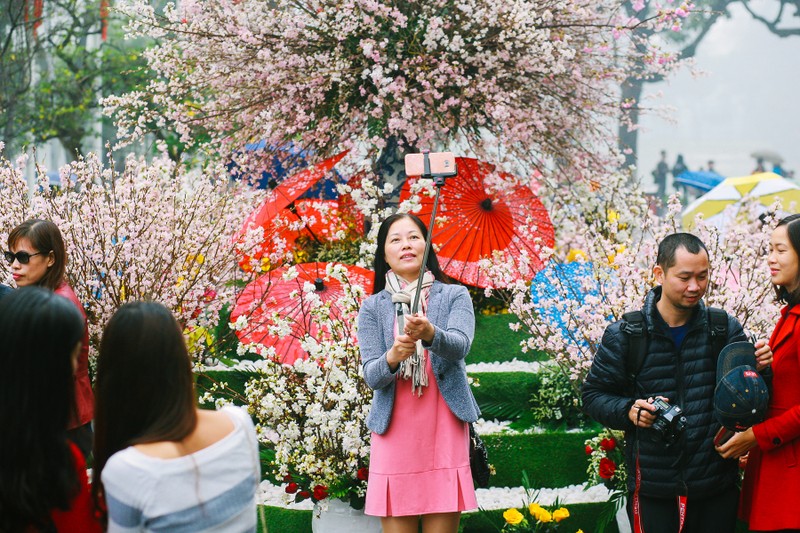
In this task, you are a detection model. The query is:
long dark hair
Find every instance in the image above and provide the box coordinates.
[8,219,67,291]
[92,301,198,512]
[0,287,85,531]
[372,213,450,294]
[774,214,800,305]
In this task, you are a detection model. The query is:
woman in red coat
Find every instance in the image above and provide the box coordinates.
[718,213,800,531]
[7,219,94,458]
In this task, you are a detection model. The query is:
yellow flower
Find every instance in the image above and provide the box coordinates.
[529,503,551,523]
[503,508,524,525]
[566,248,587,262]
[607,209,620,223]
[553,507,570,522]
[185,326,215,356]
[577,530,584,533]
[607,244,626,267]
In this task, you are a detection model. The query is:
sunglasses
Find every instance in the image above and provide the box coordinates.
[4,251,47,264]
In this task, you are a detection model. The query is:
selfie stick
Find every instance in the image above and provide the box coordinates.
[410,151,453,315]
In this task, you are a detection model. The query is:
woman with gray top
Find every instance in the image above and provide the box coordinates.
[358,213,479,533]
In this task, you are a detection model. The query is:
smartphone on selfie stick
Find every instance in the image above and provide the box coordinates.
[402,151,457,319]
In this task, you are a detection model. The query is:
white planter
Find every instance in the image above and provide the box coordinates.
[616,496,631,533]
[311,499,381,533]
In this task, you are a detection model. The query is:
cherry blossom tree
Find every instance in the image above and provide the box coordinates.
[105,0,692,188]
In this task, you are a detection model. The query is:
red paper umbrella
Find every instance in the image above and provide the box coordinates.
[242,150,349,230]
[399,157,554,288]
[294,199,358,241]
[237,199,361,273]
[230,262,374,364]
[235,151,349,271]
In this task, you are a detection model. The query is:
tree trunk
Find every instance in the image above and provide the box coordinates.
[618,75,645,176]
[374,135,408,205]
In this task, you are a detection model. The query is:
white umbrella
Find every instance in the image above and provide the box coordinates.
[682,172,800,230]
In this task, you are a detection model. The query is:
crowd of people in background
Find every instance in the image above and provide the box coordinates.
[652,150,796,206]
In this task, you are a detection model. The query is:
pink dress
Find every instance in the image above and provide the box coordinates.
[364,351,478,516]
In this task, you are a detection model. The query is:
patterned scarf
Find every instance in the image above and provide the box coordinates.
[385,270,435,396]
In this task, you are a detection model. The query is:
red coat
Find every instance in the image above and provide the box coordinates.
[48,442,102,532]
[55,282,94,428]
[740,304,800,530]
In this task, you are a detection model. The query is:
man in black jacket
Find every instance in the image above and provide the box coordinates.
[582,233,773,532]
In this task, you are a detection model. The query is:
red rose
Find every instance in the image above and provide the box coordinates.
[313,485,329,501]
[298,490,311,499]
[283,474,293,482]
[585,445,593,455]
[598,457,617,480]
[600,438,616,452]
[285,482,298,494]
[357,467,369,481]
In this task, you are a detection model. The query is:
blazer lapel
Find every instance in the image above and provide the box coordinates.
[426,282,443,328]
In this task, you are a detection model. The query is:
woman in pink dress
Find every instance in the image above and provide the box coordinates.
[358,213,480,533]
[7,219,94,458]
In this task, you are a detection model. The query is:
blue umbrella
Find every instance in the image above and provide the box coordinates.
[530,261,614,346]
[228,141,342,199]
[673,170,725,193]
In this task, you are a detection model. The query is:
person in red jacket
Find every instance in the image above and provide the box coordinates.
[718,213,800,531]
[0,287,101,532]
[7,219,94,458]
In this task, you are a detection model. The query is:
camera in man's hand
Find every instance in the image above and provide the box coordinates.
[650,398,687,445]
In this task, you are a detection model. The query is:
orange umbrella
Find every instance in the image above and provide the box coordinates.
[294,199,360,240]
[230,262,374,364]
[235,151,349,270]
[400,157,554,288]
[242,150,349,229]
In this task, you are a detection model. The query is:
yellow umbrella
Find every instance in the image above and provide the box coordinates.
[682,172,800,229]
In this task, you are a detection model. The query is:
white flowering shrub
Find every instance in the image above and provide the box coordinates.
[0,147,259,357]
[243,263,373,508]
[107,0,693,185]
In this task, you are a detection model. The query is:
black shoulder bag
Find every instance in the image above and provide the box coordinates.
[469,422,492,488]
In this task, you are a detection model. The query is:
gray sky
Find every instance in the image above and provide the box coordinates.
[636,2,800,192]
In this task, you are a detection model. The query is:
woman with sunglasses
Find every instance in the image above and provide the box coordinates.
[0,287,101,532]
[6,219,94,458]
[93,302,260,532]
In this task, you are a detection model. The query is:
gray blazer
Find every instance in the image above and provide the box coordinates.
[358,281,480,435]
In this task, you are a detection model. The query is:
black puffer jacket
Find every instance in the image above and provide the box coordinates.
[582,287,746,498]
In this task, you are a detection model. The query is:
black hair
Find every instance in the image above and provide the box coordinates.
[8,219,67,291]
[773,214,800,305]
[0,286,85,531]
[656,233,708,271]
[92,301,198,515]
[372,213,450,294]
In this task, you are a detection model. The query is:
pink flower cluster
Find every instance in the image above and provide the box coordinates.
[0,149,260,358]
[107,0,688,183]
